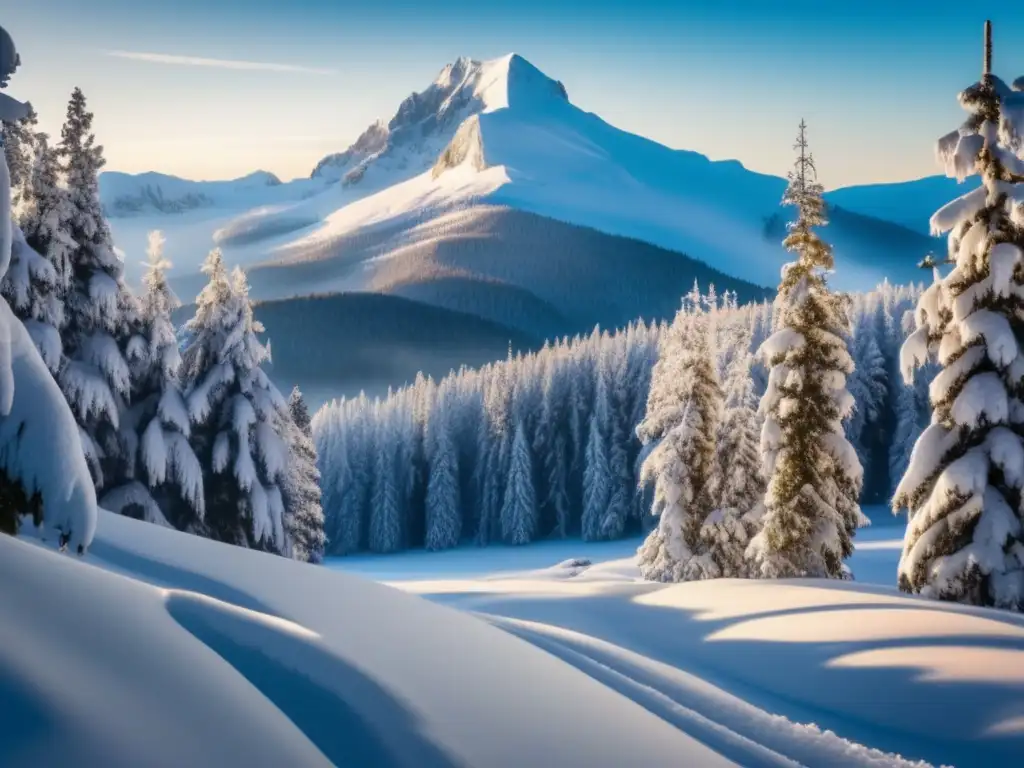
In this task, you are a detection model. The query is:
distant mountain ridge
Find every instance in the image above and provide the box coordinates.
[99,52,950,402]
[104,54,941,294]
[99,170,320,217]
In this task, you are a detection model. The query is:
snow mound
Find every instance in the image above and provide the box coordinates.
[375,527,1023,768]
[3,512,756,767]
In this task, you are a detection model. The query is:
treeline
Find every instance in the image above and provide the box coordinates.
[313,280,928,556]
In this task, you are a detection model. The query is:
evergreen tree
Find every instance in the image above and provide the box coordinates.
[582,360,626,540]
[0,25,97,551]
[282,386,326,563]
[19,133,74,305]
[636,285,723,581]
[368,415,403,553]
[582,409,612,539]
[748,121,864,580]
[846,311,889,468]
[181,250,290,552]
[500,422,537,545]
[317,397,370,556]
[1,102,35,213]
[894,42,1024,609]
[604,346,636,537]
[3,222,64,374]
[425,413,461,550]
[537,358,572,537]
[475,364,511,545]
[57,86,141,496]
[889,308,935,498]
[705,319,765,577]
[129,230,203,529]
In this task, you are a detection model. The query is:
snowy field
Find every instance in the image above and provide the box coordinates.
[326,510,1024,768]
[6,501,1015,768]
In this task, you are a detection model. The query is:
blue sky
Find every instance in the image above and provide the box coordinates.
[6,1,1024,188]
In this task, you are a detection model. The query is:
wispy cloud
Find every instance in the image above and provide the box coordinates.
[102,50,336,76]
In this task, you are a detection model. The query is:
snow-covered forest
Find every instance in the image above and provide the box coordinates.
[1,84,324,562]
[313,279,928,556]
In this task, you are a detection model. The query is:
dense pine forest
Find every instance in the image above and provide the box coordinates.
[313,280,929,556]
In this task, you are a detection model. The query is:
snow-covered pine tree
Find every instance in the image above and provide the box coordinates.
[536,355,572,537]
[894,28,1024,609]
[845,309,889,470]
[581,354,616,540]
[0,24,97,550]
[3,133,74,373]
[604,344,636,538]
[500,421,537,545]
[314,393,372,555]
[475,361,511,545]
[4,225,63,374]
[58,86,143,496]
[19,133,73,282]
[636,283,724,581]
[368,412,403,553]
[625,322,659,523]
[705,315,765,577]
[889,307,934,498]
[181,250,291,552]
[281,386,326,563]
[748,121,864,580]
[424,388,461,550]
[1,101,35,214]
[125,230,203,529]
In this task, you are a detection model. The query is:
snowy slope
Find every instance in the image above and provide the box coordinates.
[100,170,323,216]
[339,523,1024,768]
[105,54,936,296]
[827,175,982,235]
[4,513,744,768]
[6,508,1016,767]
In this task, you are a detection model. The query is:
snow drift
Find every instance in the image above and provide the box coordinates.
[4,507,1020,767]
[3,512,745,767]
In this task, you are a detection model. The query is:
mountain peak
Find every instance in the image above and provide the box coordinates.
[311,53,568,182]
[471,53,569,111]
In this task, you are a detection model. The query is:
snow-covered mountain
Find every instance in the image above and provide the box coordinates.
[827,175,982,235]
[308,55,569,190]
[99,53,948,402]
[104,53,938,294]
[100,170,323,216]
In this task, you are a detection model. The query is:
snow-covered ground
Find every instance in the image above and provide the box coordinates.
[331,512,1023,768]
[6,507,1018,768]
[7,512,742,767]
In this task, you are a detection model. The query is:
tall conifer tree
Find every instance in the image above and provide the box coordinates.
[58,87,143,499]
[748,121,864,580]
[895,22,1024,608]
[282,386,326,562]
[181,250,291,552]
[636,284,724,581]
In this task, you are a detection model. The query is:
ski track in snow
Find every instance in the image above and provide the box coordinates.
[481,615,937,768]
[339,520,1022,768]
